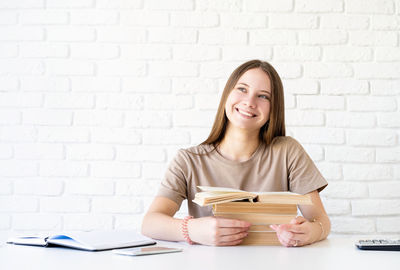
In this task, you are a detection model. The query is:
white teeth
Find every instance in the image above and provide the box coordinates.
[237,109,254,117]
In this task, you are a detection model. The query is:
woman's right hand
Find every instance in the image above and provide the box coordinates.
[187,216,251,246]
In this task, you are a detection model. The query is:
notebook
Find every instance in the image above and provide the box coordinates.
[6,231,156,251]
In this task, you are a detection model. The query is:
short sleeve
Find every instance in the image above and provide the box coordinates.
[156,149,189,207]
[286,138,328,195]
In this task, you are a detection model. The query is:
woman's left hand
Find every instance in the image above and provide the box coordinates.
[270,216,318,247]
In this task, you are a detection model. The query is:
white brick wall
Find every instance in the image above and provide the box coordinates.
[0,0,399,239]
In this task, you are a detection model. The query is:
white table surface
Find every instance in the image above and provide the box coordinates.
[1,237,399,270]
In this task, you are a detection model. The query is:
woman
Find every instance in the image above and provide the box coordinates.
[141,60,331,247]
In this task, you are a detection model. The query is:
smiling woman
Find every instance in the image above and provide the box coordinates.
[141,59,331,247]
[225,69,272,131]
[203,60,285,147]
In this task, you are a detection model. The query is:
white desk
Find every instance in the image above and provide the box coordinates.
[1,238,399,270]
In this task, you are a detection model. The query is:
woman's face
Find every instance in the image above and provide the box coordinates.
[224,68,272,132]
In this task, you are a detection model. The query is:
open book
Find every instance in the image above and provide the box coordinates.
[193,186,312,206]
[6,231,156,251]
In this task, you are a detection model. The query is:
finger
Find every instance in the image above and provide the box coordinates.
[270,224,294,235]
[293,234,307,245]
[277,232,299,247]
[278,230,295,243]
[277,229,308,246]
[291,216,306,224]
[270,224,279,231]
[278,223,305,234]
[218,227,249,237]
[215,218,251,228]
[276,233,291,247]
[292,239,300,247]
[273,225,301,243]
[271,224,305,246]
[218,238,244,246]
[290,219,300,225]
[217,231,248,245]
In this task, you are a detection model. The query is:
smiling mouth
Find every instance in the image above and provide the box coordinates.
[235,108,256,118]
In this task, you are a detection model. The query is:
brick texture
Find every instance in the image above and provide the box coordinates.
[0,0,399,238]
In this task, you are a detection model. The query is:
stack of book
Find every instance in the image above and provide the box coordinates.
[213,202,297,245]
[193,186,312,246]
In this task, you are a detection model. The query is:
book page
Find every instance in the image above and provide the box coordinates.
[6,235,48,246]
[198,186,247,193]
[198,186,300,195]
[47,231,155,251]
[254,191,301,196]
[195,191,251,198]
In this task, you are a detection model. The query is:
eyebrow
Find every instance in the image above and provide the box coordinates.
[237,82,271,94]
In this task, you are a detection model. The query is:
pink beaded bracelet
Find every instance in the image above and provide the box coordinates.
[182,216,194,245]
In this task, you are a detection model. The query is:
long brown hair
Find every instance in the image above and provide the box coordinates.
[201,59,285,147]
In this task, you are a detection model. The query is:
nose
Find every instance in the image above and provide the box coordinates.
[243,94,257,108]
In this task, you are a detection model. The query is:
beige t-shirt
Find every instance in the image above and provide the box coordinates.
[157,136,327,218]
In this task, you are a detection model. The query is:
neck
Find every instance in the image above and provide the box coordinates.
[218,124,260,162]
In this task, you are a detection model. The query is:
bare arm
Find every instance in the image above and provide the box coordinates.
[270,190,331,247]
[298,190,331,242]
[141,196,251,246]
[141,197,185,242]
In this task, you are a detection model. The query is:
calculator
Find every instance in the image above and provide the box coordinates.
[356,239,400,251]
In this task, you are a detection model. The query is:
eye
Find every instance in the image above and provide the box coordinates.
[258,95,270,100]
[237,87,246,93]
